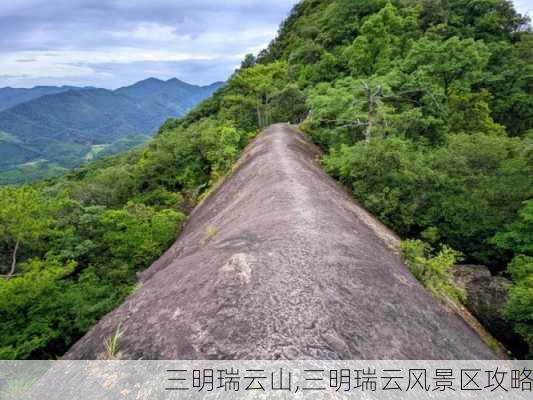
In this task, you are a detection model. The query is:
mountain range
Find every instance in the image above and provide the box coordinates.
[0,86,94,112]
[0,78,223,184]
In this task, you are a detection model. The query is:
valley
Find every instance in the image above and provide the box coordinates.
[0,78,223,184]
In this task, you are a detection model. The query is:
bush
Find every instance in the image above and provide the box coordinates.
[322,133,532,266]
[100,203,185,271]
[492,201,533,356]
[504,256,533,358]
[401,239,464,301]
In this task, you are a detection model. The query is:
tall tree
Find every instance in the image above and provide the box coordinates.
[228,62,288,128]
[0,187,60,279]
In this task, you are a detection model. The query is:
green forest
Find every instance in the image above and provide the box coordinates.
[0,0,531,359]
[0,79,222,185]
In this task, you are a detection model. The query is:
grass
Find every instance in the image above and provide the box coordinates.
[132,282,143,293]
[202,226,219,246]
[103,323,125,360]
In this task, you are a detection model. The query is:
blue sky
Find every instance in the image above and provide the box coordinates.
[0,0,530,89]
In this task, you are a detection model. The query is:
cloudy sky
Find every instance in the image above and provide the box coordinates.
[0,0,530,89]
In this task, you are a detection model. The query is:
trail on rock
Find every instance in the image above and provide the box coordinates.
[66,124,495,360]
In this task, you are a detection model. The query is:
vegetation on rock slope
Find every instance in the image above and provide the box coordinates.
[0,0,531,358]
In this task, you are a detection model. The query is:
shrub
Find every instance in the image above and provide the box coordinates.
[504,256,533,357]
[401,239,464,301]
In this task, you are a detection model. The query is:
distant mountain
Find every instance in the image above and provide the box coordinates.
[116,78,224,116]
[0,85,93,112]
[0,78,224,183]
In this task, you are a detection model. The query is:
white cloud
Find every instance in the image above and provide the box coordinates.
[0,0,298,88]
[110,22,179,42]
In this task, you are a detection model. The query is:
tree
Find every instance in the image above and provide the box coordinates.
[343,3,405,77]
[0,187,61,280]
[322,132,532,265]
[504,255,533,357]
[308,77,397,143]
[447,0,530,40]
[492,200,533,256]
[483,36,533,136]
[240,54,256,69]
[228,62,288,128]
[491,201,533,356]
[0,255,76,359]
[100,203,184,270]
[315,0,362,47]
[270,84,308,124]
[199,121,242,182]
[403,36,490,96]
[447,89,505,135]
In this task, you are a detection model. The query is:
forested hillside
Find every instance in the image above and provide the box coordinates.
[0,78,223,184]
[0,0,531,359]
[0,86,84,112]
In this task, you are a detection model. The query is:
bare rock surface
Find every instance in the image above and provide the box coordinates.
[65,124,495,360]
[454,264,526,356]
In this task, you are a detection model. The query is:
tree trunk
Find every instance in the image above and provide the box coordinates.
[365,83,374,143]
[366,107,374,143]
[5,240,19,281]
[256,100,263,128]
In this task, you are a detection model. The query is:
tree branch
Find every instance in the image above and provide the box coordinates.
[5,240,19,281]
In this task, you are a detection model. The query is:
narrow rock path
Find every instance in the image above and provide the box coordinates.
[66,124,495,360]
